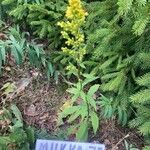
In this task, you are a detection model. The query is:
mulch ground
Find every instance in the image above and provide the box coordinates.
[0,65,144,150]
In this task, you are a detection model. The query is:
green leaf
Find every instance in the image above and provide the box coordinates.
[21,143,30,150]
[0,54,2,74]
[80,106,88,121]
[67,87,79,95]
[107,106,113,118]
[122,111,128,126]
[87,96,97,110]
[139,121,150,135]
[80,91,86,102]
[87,84,99,97]
[11,47,20,64]
[100,55,118,70]
[34,45,40,57]
[131,89,150,104]
[1,82,16,95]
[0,47,6,63]
[117,0,133,15]
[76,120,88,141]
[71,93,80,102]
[90,111,99,134]
[0,136,11,145]
[80,63,86,69]
[9,128,27,143]
[25,126,35,144]
[47,62,54,77]
[41,57,46,67]
[11,120,23,131]
[61,106,79,118]
[68,110,81,123]
[143,146,150,150]
[133,18,148,36]
[118,106,123,123]
[11,104,23,122]
[82,74,98,87]
[2,0,15,5]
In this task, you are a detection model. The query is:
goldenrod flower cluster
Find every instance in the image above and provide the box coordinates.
[57,0,87,66]
[66,0,88,21]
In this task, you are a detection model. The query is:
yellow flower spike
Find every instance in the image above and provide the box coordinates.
[57,0,87,66]
[66,0,87,20]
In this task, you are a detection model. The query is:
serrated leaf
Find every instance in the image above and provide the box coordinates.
[87,96,97,110]
[90,111,99,134]
[80,106,88,121]
[80,91,86,102]
[87,84,99,97]
[82,74,98,87]
[76,120,88,141]
[68,110,81,123]
[71,93,80,102]
[67,87,79,94]
[61,106,79,118]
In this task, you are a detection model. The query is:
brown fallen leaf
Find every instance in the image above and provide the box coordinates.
[5,66,11,71]
[3,78,32,102]
[0,33,8,40]
[24,104,38,116]
[104,139,111,145]
[39,113,49,120]
[15,78,31,93]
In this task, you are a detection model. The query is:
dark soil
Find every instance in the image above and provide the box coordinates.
[0,65,144,150]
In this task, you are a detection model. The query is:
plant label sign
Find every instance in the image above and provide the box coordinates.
[35,140,105,150]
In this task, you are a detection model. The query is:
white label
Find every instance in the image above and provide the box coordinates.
[35,140,105,150]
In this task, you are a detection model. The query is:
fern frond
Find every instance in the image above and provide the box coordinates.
[101,71,126,92]
[139,121,150,135]
[131,89,150,104]
[2,0,15,5]
[9,4,28,19]
[136,73,150,87]
[117,0,133,15]
[129,116,145,127]
[136,0,147,6]
[137,52,150,69]
[132,17,149,35]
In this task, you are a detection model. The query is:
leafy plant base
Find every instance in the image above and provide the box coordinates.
[0,64,144,150]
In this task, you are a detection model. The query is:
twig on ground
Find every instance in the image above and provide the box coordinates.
[112,133,130,150]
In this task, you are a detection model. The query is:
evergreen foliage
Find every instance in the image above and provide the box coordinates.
[84,0,150,144]
[0,0,67,48]
[130,72,150,146]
